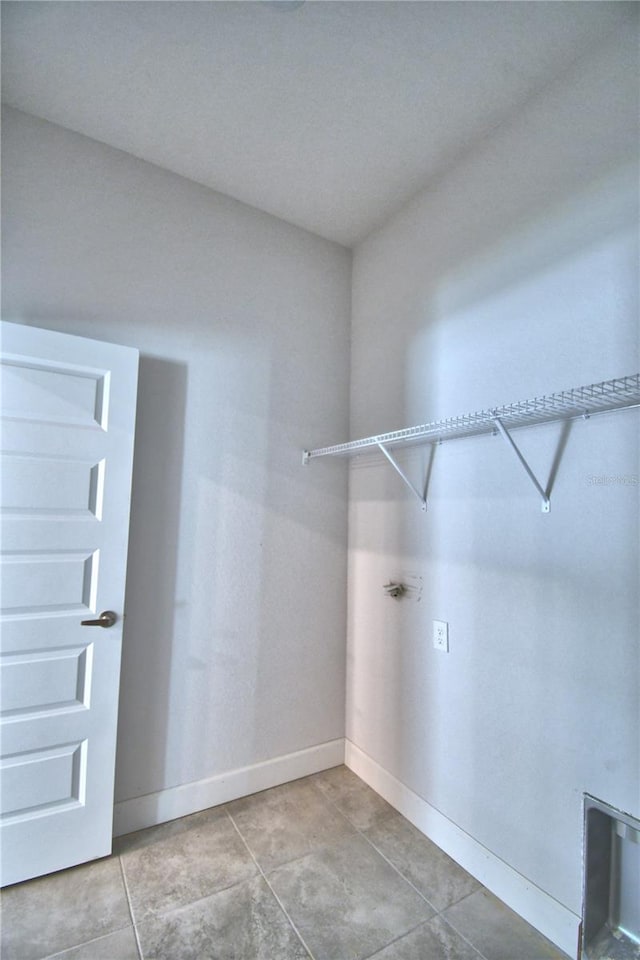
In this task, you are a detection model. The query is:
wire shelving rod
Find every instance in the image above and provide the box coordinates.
[302,373,640,514]
[303,374,640,462]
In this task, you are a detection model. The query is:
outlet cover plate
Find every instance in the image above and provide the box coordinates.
[433,620,449,652]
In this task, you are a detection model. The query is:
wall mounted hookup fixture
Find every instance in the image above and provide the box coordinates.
[383,581,406,599]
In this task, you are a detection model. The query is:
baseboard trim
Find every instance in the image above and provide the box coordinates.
[113,738,345,838]
[345,740,579,959]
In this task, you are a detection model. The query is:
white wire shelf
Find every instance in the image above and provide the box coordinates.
[304,374,640,460]
[303,374,640,513]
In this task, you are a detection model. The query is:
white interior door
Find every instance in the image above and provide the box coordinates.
[0,321,138,887]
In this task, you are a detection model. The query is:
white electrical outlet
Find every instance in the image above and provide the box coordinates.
[433,619,449,652]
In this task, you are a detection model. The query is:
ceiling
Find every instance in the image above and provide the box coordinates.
[1,1,633,246]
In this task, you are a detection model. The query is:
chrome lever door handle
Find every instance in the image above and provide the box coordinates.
[81,610,118,628]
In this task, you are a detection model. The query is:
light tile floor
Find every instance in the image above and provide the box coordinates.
[1,766,572,960]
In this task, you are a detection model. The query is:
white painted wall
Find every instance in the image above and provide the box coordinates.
[1,106,351,808]
[348,25,639,922]
[2,17,638,942]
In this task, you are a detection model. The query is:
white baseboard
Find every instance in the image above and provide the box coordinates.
[113,738,345,838]
[345,740,579,959]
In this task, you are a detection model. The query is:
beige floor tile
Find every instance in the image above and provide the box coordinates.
[364,811,480,911]
[309,765,396,831]
[0,857,131,960]
[227,778,356,871]
[268,832,434,960]
[443,889,571,960]
[45,926,140,960]
[0,770,571,960]
[114,803,227,856]
[119,806,258,923]
[366,915,483,960]
[136,875,309,960]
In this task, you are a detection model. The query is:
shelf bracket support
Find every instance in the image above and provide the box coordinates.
[492,417,550,513]
[377,442,428,511]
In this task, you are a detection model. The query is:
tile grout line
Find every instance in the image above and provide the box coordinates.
[224,807,318,960]
[315,774,571,960]
[118,855,145,960]
[308,777,491,960]
[434,910,491,960]
[307,779,441,910]
[359,910,488,960]
[40,927,136,960]
[117,850,276,925]
[37,858,141,960]
[358,917,440,960]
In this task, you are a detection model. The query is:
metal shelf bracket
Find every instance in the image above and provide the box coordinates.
[377,442,428,511]
[302,374,640,516]
[492,417,550,512]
